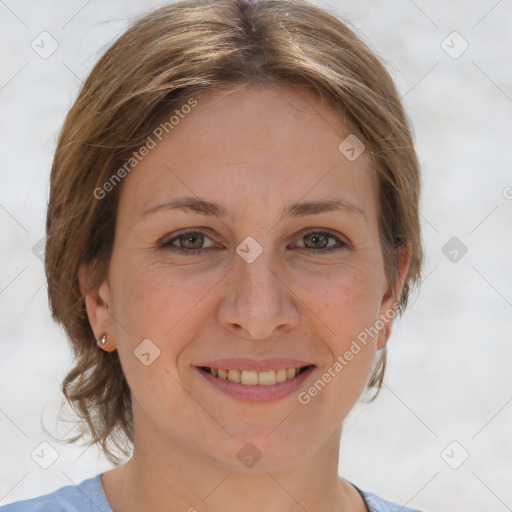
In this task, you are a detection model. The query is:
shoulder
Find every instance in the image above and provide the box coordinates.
[0,473,112,512]
[354,485,424,512]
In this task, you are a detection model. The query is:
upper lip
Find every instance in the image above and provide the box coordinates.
[194,358,315,372]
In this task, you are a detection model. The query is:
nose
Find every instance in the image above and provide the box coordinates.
[217,246,300,340]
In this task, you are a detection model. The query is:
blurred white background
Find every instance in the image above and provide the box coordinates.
[0,1,511,511]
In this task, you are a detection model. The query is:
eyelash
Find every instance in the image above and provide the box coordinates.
[159,229,351,256]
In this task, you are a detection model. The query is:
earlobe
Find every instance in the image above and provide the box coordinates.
[95,332,117,352]
[376,324,390,351]
[377,242,412,350]
[78,263,113,348]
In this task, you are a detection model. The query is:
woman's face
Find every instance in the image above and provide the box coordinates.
[86,84,408,471]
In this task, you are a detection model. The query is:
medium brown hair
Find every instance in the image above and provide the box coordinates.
[45,0,423,464]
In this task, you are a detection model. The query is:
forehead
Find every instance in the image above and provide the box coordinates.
[117,84,377,223]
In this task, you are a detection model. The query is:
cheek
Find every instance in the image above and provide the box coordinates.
[107,250,384,441]
[111,249,385,358]
[296,258,383,387]
[110,256,220,351]
[293,267,382,415]
[108,260,219,428]
[298,258,384,340]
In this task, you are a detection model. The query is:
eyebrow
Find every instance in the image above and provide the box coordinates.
[140,196,367,223]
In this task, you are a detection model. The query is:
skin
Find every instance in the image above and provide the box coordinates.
[81,84,411,512]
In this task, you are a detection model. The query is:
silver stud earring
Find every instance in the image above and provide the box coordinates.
[98,334,107,345]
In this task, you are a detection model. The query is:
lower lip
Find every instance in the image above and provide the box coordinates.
[195,366,315,402]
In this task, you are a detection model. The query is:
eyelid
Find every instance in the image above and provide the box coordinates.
[293,227,351,246]
[159,228,218,248]
[159,227,352,254]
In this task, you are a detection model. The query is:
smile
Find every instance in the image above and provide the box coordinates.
[194,361,316,402]
[198,365,312,385]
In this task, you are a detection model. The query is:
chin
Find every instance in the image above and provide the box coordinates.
[202,425,310,471]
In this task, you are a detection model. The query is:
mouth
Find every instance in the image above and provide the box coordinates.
[194,361,316,402]
[197,365,314,385]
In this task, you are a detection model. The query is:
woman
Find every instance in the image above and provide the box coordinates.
[3,0,424,510]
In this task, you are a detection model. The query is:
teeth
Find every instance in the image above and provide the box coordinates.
[258,370,276,385]
[208,366,307,385]
[227,369,241,383]
[241,370,259,385]
[276,368,287,382]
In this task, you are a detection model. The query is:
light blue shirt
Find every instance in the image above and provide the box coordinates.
[0,473,424,511]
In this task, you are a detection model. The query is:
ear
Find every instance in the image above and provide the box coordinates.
[377,242,412,350]
[78,262,113,345]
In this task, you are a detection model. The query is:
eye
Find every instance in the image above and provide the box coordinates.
[292,230,350,254]
[159,228,351,256]
[159,230,218,255]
